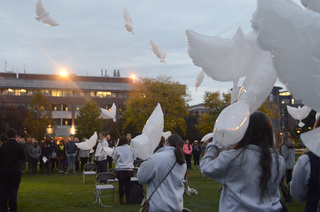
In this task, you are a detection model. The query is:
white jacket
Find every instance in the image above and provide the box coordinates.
[95,139,108,161]
[138,146,187,212]
[113,144,134,170]
[200,143,285,212]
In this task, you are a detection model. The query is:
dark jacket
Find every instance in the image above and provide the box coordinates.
[0,138,26,172]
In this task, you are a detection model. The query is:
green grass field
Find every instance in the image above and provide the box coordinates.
[17,167,305,212]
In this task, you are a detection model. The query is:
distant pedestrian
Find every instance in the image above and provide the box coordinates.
[183,139,192,169]
[0,128,26,212]
[79,138,90,172]
[65,135,78,174]
[28,139,41,175]
[95,132,108,173]
[192,140,201,170]
[106,134,114,170]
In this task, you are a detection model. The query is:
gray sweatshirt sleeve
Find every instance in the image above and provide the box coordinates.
[290,154,310,203]
[137,157,156,185]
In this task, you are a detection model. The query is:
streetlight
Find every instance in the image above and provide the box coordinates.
[130,74,136,82]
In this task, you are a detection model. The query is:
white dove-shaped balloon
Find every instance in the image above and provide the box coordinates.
[35,0,59,27]
[252,0,320,113]
[195,71,204,92]
[150,40,166,63]
[201,132,213,142]
[103,147,114,157]
[301,0,320,13]
[75,132,97,152]
[301,127,320,157]
[123,8,134,35]
[162,131,171,140]
[130,103,164,160]
[287,105,311,127]
[101,103,116,122]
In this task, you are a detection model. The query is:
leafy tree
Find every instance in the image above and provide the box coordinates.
[24,92,53,141]
[0,106,28,136]
[186,112,201,141]
[122,76,189,136]
[258,98,279,120]
[195,91,231,136]
[76,98,103,139]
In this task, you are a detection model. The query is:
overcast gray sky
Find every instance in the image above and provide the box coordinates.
[0,0,302,105]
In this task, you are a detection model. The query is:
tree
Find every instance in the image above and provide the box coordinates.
[122,76,189,136]
[76,98,103,139]
[258,98,279,120]
[195,91,231,136]
[24,92,53,141]
[0,106,28,136]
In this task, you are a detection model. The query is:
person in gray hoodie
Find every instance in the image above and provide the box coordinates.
[201,111,285,212]
[138,134,187,212]
[28,139,41,175]
[113,135,134,204]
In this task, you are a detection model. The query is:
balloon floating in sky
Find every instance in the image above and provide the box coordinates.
[301,127,320,157]
[252,0,320,112]
[150,40,166,63]
[201,132,213,142]
[194,71,204,91]
[301,0,320,13]
[123,8,134,35]
[75,132,97,151]
[35,0,59,27]
[101,103,116,122]
[213,101,250,147]
[130,103,164,160]
[287,105,311,127]
[186,28,272,103]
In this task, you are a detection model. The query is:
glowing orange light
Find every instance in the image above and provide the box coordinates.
[130,74,136,80]
[60,69,68,77]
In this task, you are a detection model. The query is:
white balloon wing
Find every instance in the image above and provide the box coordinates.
[110,103,117,122]
[35,0,59,27]
[130,103,164,160]
[252,0,320,112]
[213,101,250,147]
[159,49,166,63]
[101,104,116,122]
[195,71,204,91]
[301,0,320,13]
[123,7,134,35]
[201,132,213,142]
[75,132,97,150]
[287,105,311,127]
[150,40,166,63]
[103,147,114,157]
[301,127,320,157]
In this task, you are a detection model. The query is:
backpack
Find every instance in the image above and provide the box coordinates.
[128,181,144,204]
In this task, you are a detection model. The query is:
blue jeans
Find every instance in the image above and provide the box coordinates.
[66,153,76,172]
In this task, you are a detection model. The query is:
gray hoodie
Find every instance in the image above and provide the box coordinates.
[201,142,285,212]
[113,144,134,170]
[138,146,187,212]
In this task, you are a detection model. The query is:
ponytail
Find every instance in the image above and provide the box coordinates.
[168,134,186,165]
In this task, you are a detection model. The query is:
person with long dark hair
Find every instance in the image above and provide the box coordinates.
[290,117,320,211]
[113,135,134,204]
[200,111,285,211]
[280,131,295,203]
[183,139,192,169]
[138,134,187,211]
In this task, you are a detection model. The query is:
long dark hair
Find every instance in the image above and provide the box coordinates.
[235,111,279,201]
[117,135,128,146]
[168,134,185,164]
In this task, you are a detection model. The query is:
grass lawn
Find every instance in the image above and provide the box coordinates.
[18,166,305,212]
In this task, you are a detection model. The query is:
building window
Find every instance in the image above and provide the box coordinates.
[90,92,95,97]
[52,104,61,111]
[42,90,51,96]
[14,89,27,96]
[7,89,14,95]
[63,104,72,111]
[291,99,295,105]
[54,118,62,126]
[96,91,112,98]
[52,90,62,97]
[74,91,85,97]
[27,90,33,96]
[75,105,83,111]
[62,119,72,126]
[63,91,73,97]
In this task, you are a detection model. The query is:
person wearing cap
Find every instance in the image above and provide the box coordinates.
[0,128,26,212]
[28,138,41,175]
[192,140,201,170]
[290,117,320,211]
[200,112,285,211]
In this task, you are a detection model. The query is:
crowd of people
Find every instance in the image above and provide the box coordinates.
[1,111,320,211]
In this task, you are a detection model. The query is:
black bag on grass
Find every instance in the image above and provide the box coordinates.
[128,181,144,204]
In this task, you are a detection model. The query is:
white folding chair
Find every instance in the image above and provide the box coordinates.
[83,163,97,184]
[131,167,139,182]
[94,172,116,207]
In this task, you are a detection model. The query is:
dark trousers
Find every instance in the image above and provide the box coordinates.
[41,159,50,174]
[116,171,133,201]
[97,160,107,173]
[80,157,88,172]
[51,158,58,172]
[0,170,21,212]
[30,158,38,175]
[193,155,200,166]
[185,154,192,169]
[107,156,113,170]
[285,169,293,186]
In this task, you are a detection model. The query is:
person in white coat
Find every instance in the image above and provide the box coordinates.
[290,117,320,211]
[94,132,108,173]
[138,134,187,212]
[201,111,285,212]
